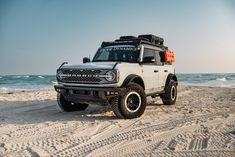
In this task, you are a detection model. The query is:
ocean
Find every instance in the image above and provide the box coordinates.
[0,73,235,93]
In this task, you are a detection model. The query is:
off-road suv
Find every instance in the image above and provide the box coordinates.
[55,34,177,119]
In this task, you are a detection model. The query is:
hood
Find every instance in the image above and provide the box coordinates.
[61,62,117,70]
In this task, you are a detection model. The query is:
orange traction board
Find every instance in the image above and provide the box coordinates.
[164,50,175,62]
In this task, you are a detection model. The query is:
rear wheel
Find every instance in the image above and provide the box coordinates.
[161,80,177,105]
[111,83,146,119]
[57,93,89,112]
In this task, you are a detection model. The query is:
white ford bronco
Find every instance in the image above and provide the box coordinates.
[55,34,178,119]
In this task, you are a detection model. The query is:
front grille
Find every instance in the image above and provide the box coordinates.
[59,69,106,84]
[63,69,102,75]
[63,76,101,83]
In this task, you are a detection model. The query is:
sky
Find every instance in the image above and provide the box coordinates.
[0,0,235,75]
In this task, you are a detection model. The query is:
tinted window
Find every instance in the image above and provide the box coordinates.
[155,50,163,65]
[93,46,140,63]
[143,48,155,64]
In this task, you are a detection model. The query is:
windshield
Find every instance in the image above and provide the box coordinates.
[92,46,140,63]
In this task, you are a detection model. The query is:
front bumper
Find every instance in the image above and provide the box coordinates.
[54,84,125,105]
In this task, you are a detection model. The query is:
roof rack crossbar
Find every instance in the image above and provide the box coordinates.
[101,34,168,50]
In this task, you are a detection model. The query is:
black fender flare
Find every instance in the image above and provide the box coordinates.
[165,74,178,89]
[121,74,145,89]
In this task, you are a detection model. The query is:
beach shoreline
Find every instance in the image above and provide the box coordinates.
[1,73,235,94]
[0,86,234,156]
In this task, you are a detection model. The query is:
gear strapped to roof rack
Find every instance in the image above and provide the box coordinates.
[101,34,168,50]
[138,34,164,45]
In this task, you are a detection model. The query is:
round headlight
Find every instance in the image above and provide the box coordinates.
[105,71,116,81]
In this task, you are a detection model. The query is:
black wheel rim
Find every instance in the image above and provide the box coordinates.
[125,92,141,113]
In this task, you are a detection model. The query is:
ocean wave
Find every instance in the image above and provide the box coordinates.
[0,87,22,93]
[177,74,235,88]
[0,87,9,91]
[0,75,55,93]
[227,76,235,80]
[15,75,30,78]
[0,86,54,93]
[0,87,20,93]
[216,77,227,81]
[51,81,57,85]
[0,74,234,92]
[38,76,44,78]
[180,82,235,88]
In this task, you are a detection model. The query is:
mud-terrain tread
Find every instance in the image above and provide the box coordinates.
[119,83,146,119]
[161,80,177,105]
[110,97,124,119]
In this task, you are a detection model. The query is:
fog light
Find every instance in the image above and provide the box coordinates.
[106,91,118,96]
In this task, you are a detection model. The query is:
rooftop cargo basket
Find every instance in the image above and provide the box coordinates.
[102,34,167,50]
[138,34,164,45]
[119,36,138,41]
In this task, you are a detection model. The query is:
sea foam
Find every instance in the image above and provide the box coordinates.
[38,76,44,78]
[216,77,227,81]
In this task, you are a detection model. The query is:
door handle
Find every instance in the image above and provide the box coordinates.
[154,70,158,73]
[164,70,168,72]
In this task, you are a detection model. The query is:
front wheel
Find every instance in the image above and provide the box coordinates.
[57,93,89,112]
[111,83,146,119]
[161,80,177,105]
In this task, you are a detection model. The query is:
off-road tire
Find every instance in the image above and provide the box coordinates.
[57,93,89,112]
[161,80,177,105]
[111,83,146,119]
[110,97,124,118]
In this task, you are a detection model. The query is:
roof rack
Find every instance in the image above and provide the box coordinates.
[119,36,138,41]
[138,34,164,46]
[101,34,168,50]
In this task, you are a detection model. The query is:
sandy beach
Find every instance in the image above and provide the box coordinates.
[0,86,234,157]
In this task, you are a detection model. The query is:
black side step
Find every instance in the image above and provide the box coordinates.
[146,90,165,97]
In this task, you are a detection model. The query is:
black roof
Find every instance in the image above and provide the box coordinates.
[101,34,168,50]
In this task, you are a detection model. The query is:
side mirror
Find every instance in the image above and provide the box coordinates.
[83,57,90,63]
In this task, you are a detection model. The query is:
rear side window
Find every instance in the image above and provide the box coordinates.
[155,50,163,65]
[143,48,155,64]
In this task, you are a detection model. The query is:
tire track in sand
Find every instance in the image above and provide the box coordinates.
[54,112,227,157]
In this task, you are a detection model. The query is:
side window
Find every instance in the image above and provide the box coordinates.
[143,48,155,64]
[155,50,163,65]
[159,51,165,63]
